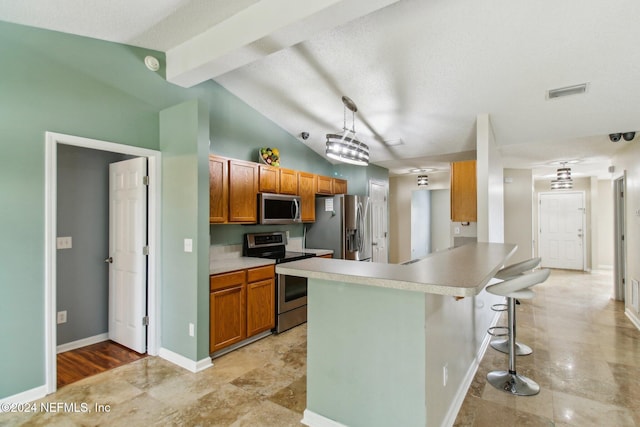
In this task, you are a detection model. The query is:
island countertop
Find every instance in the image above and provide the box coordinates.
[276,242,516,297]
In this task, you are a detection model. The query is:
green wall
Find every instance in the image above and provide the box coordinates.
[0,19,387,399]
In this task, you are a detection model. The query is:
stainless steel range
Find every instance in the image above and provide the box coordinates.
[243,232,315,333]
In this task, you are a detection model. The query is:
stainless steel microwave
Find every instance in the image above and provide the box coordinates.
[258,193,301,224]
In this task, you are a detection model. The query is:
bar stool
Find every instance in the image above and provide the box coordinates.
[486,268,550,396]
[489,257,541,356]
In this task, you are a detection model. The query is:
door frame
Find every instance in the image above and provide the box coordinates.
[613,172,627,301]
[44,132,161,394]
[537,190,586,271]
[368,179,389,263]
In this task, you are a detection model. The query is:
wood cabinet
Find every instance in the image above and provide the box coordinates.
[333,178,348,194]
[210,264,275,354]
[228,159,258,223]
[246,265,275,336]
[316,175,333,195]
[450,160,477,222]
[279,168,298,195]
[209,155,229,223]
[209,270,246,353]
[319,253,333,259]
[298,171,316,222]
[258,164,279,193]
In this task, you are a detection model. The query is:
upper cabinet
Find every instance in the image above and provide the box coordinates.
[316,175,333,195]
[258,164,279,193]
[209,155,229,223]
[298,171,316,222]
[450,160,477,222]
[333,178,348,194]
[279,168,298,195]
[228,159,258,223]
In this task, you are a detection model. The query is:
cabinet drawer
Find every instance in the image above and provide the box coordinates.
[210,270,246,292]
[247,265,275,282]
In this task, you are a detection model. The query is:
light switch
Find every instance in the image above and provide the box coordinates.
[184,238,193,253]
[56,237,72,249]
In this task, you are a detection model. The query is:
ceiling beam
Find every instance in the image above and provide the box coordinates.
[166,0,399,87]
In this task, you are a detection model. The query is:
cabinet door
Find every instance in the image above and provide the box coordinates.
[333,178,347,194]
[259,164,279,193]
[246,278,275,337]
[210,284,246,353]
[450,160,477,222]
[298,171,316,222]
[229,159,258,223]
[209,155,228,223]
[316,175,333,195]
[279,168,299,195]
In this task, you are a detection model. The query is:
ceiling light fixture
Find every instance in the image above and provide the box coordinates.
[417,175,428,186]
[547,83,588,99]
[409,168,434,173]
[551,162,573,190]
[325,96,369,167]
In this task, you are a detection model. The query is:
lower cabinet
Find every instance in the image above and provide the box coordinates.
[210,265,275,354]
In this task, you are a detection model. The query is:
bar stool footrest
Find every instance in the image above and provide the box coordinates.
[487,326,508,337]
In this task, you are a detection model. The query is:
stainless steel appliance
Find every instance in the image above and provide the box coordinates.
[258,193,301,224]
[305,194,371,261]
[243,231,314,333]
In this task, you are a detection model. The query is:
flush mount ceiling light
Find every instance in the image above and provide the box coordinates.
[409,168,435,174]
[325,96,369,167]
[547,83,588,99]
[551,162,573,190]
[417,175,429,186]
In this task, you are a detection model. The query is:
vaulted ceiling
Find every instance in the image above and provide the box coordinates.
[2,0,639,179]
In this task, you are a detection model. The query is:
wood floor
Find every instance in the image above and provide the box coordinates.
[57,340,146,388]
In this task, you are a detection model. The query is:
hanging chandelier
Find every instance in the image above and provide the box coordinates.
[325,96,369,166]
[551,162,573,190]
[417,175,429,186]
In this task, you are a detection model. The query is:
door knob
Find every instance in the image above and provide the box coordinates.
[104,257,113,264]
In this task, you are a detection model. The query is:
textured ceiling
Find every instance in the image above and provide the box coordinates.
[1,0,638,179]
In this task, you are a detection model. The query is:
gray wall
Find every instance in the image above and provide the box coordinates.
[503,168,534,264]
[56,144,130,345]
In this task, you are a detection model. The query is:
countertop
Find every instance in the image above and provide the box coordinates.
[210,248,333,275]
[275,242,517,297]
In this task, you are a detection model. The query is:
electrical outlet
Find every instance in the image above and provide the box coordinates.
[189,323,195,337]
[184,238,193,253]
[443,364,448,387]
[57,311,67,324]
[56,237,72,249]
[454,227,461,235]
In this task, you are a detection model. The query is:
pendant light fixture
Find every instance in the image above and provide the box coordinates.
[417,175,429,186]
[325,96,369,166]
[551,162,573,190]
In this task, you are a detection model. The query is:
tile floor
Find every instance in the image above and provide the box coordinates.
[1,269,638,426]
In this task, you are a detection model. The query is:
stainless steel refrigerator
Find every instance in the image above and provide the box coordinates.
[305,194,372,261]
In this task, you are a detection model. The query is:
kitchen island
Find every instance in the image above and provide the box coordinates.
[276,242,516,427]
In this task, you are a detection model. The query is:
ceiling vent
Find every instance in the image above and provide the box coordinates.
[547,83,588,99]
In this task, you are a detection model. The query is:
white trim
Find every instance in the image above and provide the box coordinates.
[626,308,640,331]
[598,265,614,271]
[44,132,162,396]
[0,385,47,405]
[158,347,213,373]
[301,409,348,427]
[56,333,108,354]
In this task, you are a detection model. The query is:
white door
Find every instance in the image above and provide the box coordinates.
[369,180,388,263]
[539,192,585,270]
[108,157,147,353]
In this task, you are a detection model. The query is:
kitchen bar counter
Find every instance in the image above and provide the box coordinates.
[276,242,516,297]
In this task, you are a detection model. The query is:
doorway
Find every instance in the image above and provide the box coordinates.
[538,191,586,270]
[45,132,161,394]
[614,175,626,301]
[369,180,388,263]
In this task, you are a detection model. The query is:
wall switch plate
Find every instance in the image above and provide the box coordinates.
[189,322,195,337]
[184,238,193,253]
[57,311,67,324]
[56,237,72,249]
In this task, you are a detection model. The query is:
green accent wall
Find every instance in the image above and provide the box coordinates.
[0,19,387,399]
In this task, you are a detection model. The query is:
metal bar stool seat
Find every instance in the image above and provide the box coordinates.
[486,268,550,396]
[490,257,541,356]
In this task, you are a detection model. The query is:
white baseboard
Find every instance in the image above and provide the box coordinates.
[301,409,348,427]
[158,347,213,373]
[441,309,501,427]
[597,265,613,270]
[625,308,640,331]
[56,333,109,354]
[0,385,47,404]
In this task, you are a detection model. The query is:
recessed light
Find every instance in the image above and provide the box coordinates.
[547,83,588,99]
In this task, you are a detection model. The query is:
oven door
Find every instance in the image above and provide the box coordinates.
[277,274,307,314]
